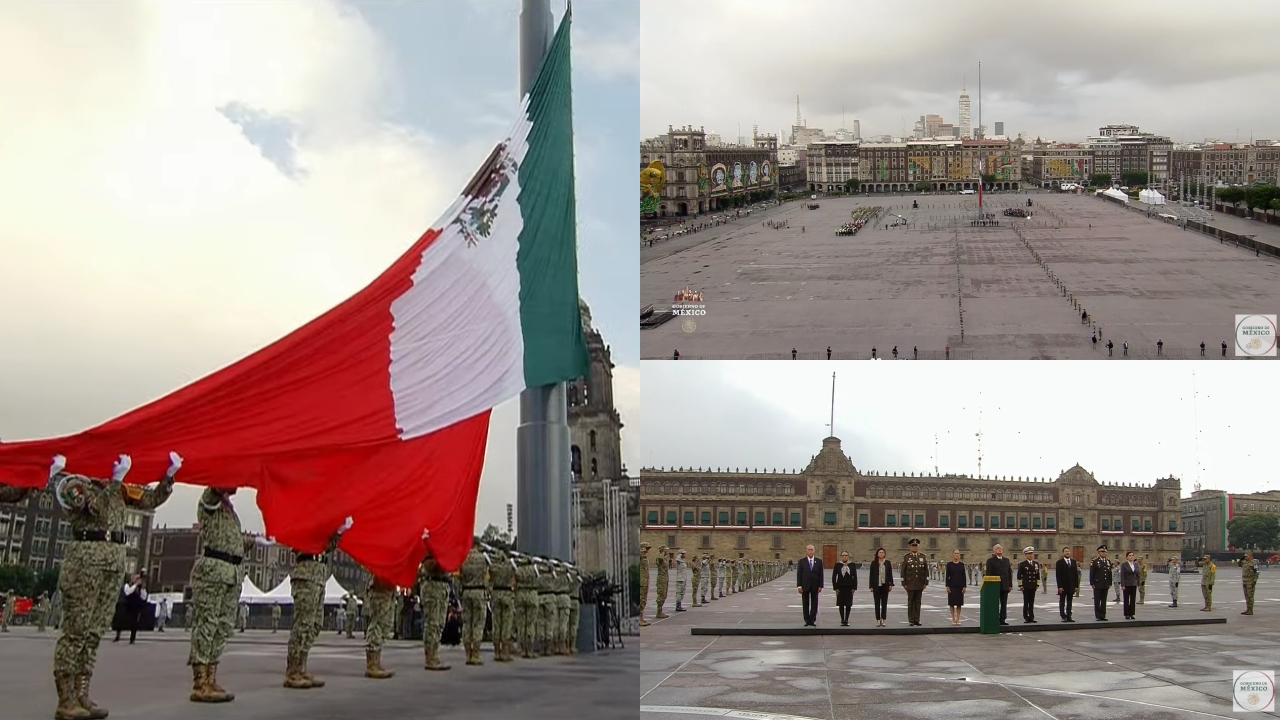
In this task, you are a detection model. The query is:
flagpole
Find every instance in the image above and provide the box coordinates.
[516,0,572,564]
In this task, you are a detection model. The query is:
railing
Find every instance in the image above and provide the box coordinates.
[651,349,980,360]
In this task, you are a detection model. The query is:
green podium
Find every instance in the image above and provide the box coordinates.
[980,575,1003,634]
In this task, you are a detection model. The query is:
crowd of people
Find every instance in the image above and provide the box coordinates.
[635,543,786,625]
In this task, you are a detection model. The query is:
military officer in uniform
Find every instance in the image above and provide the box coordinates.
[363,575,396,679]
[1241,551,1259,615]
[556,561,575,654]
[707,553,718,602]
[1016,547,1040,623]
[1040,561,1048,596]
[638,542,651,626]
[655,546,670,619]
[513,553,540,658]
[1200,554,1216,611]
[285,519,350,689]
[418,545,454,670]
[566,565,582,654]
[900,539,929,626]
[488,545,517,661]
[1138,557,1148,604]
[674,550,688,612]
[270,603,281,633]
[701,554,712,604]
[690,553,702,608]
[1167,556,1181,608]
[536,557,558,655]
[344,591,359,639]
[458,541,490,666]
[1089,545,1113,621]
[34,592,50,632]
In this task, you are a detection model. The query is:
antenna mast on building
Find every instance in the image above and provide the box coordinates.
[975,393,984,478]
[1192,369,1204,489]
[828,372,836,438]
[796,95,802,128]
[935,433,939,476]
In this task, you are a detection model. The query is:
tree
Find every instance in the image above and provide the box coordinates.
[981,173,996,188]
[1090,173,1112,188]
[1227,514,1280,551]
[1245,184,1278,215]
[844,178,860,193]
[0,564,37,597]
[916,181,931,193]
[36,567,59,598]
[1217,186,1246,209]
[1121,170,1149,187]
[480,523,514,551]
[1269,197,1280,219]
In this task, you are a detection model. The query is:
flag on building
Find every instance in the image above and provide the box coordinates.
[0,9,586,587]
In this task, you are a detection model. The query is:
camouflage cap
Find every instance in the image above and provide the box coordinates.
[640,542,651,551]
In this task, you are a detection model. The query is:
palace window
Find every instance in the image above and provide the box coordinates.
[1032,517,1041,529]
[646,510,658,524]
[790,512,801,526]
[701,535,711,548]
[886,514,896,527]
[1019,517,1029,529]
[683,511,694,524]
[1006,515,1015,528]
[958,537,967,549]
[772,535,783,550]
[939,515,950,527]
[1132,519,1140,532]
[859,513,869,527]
[701,511,711,524]
[902,514,911,526]
[824,512,837,526]
[1073,517,1084,529]
[1169,520,1177,531]
[737,535,747,549]
[1144,519,1152,531]
[958,515,968,528]
[973,515,983,528]
[773,512,783,524]
[718,511,729,524]
[755,511,765,525]
[915,514,925,527]
[666,511,677,524]
[1102,519,1111,530]
[736,511,747,525]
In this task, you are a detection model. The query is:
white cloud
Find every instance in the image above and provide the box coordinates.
[614,364,640,475]
[576,32,639,82]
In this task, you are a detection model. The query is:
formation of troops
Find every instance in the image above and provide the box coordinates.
[635,542,786,625]
[1,453,586,719]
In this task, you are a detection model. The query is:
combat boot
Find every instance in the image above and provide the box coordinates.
[656,604,668,620]
[676,601,684,612]
[282,656,313,689]
[424,647,451,671]
[365,650,394,679]
[465,641,482,665]
[54,674,90,720]
[299,651,325,687]
[207,664,234,701]
[495,640,513,662]
[520,639,534,659]
[74,673,108,719]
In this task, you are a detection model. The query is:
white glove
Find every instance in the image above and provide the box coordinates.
[254,536,275,547]
[337,516,354,534]
[165,451,183,478]
[421,528,430,540]
[49,455,67,479]
[111,454,132,482]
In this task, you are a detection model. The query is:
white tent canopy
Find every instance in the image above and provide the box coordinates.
[1139,188,1166,205]
[240,575,266,603]
[1102,188,1130,203]
[324,575,359,605]
[255,576,294,605]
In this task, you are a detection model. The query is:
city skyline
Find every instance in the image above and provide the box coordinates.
[641,0,1280,145]
[643,362,1278,498]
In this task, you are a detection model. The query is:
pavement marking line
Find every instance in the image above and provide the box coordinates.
[639,635,721,703]
[640,707,826,720]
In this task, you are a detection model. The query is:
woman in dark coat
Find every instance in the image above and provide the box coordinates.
[945,549,967,625]
[831,551,858,626]
[868,547,894,627]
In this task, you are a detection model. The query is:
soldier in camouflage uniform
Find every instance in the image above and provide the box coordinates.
[566,566,581,654]
[1241,551,1259,615]
[1138,558,1148,604]
[270,603,281,633]
[708,554,718,602]
[725,557,735,595]
[537,558,558,654]
[638,542,651,626]
[702,554,713,603]
[1200,555,1216,611]
[363,575,396,679]
[459,542,490,665]
[418,548,453,670]
[284,519,349,689]
[1,590,13,632]
[344,592,358,639]
[35,592,50,632]
[674,550,688,612]
[655,546,670,619]
[513,553,539,658]
[187,485,260,703]
[690,554,702,608]
[485,545,516,662]
[551,560,571,655]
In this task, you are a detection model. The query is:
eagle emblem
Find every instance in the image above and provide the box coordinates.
[454,140,518,247]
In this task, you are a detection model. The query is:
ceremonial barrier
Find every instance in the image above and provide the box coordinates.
[979,575,1002,635]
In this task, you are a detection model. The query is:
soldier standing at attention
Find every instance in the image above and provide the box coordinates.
[1016,547,1040,623]
[1090,545,1113,621]
[344,592,359,639]
[638,543,651,626]
[34,592,50,632]
[552,560,572,655]
[418,548,454,670]
[458,541,490,666]
[1,589,13,632]
[901,539,929,626]
[513,553,539,658]
[271,603,281,633]
[566,566,581,654]
[237,601,249,633]
[1241,551,1259,615]
[536,557,558,655]
[187,485,261,703]
[1040,561,1048,596]
[335,601,346,636]
[49,452,178,720]
[701,554,712,604]
[708,553,718,602]
[1200,555,1216,611]
[655,546,670,619]
[674,550,688,612]
[690,553,702,608]
[1138,558,1148,604]
[284,519,349,689]
[1167,556,1181,608]
[487,546,517,662]
[362,576,396,679]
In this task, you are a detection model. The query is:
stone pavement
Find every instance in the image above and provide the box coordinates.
[641,566,1280,719]
[641,192,1280,360]
[0,628,637,720]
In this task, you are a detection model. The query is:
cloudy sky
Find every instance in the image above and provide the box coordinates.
[641,0,1280,145]
[0,0,638,533]
[643,362,1276,498]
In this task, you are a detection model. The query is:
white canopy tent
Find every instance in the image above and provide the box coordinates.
[324,575,359,605]
[1102,187,1130,203]
[239,575,267,603]
[1139,188,1166,205]
[256,576,295,605]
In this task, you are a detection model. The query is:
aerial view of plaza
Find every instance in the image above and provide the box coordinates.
[640,0,1280,361]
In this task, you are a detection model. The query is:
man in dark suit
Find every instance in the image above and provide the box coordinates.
[796,544,824,626]
[985,544,1012,625]
[1089,545,1113,621]
[1055,547,1078,622]
[1015,547,1040,623]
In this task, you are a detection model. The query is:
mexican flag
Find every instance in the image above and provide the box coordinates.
[0,10,587,587]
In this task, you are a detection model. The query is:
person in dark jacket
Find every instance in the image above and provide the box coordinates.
[831,551,857,626]
[985,545,1013,626]
[1119,551,1141,619]
[1054,548,1079,622]
[1016,547,1040,623]
[795,545,824,626]
[944,549,967,625]
[1089,545,1113,621]
[868,548,894,627]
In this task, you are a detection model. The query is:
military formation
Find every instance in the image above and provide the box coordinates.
[636,541,788,625]
[1,454,587,719]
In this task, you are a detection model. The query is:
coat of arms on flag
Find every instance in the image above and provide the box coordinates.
[454,141,519,247]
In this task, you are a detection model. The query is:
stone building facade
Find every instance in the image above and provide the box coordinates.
[640,126,779,218]
[1027,146,1093,188]
[640,436,1183,567]
[1180,488,1280,555]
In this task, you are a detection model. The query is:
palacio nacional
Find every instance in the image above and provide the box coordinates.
[640,436,1184,567]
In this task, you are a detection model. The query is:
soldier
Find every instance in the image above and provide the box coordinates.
[458,541,490,665]
[638,542,651,626]
[50,452,178,720]
[707,553,718,602]
[1040,561,1048,596]
[655,546,670,619]
[700,554,711,604]
[553,560,572,655]
[344,592,359,639]
[284,519,350,689]
[488,545,517,662]
[901,538,929,626]
[1113,559,1122,603]
[1200,554,1216,611]
[35,592,50,632]
[270,603,281,633]
[418,547,454,670]
[187,485,262,703]
[1241,551,1259,615]
[1138,557,1148,604]
[566,566,581,654]
[1166,556,1181,608]
[1016,547,1040,623]
[363,575,396,679]
[690,553,702,608]
[674,550,688,612]
[513,553,540,658]
[0,483,37,504]
[718,558,727,598]
[1090,545,1113,621]
[537,558,558,655]
[237,602,248,633]
[1,589,13,632]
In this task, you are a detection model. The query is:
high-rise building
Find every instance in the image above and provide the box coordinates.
[853,119,860,141]
[958,84,971,139]
[994,121,1004,136]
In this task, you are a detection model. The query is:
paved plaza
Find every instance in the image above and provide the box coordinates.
[0,628,637,720]
[640,565,1280,719]
[641,192,1280,360]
